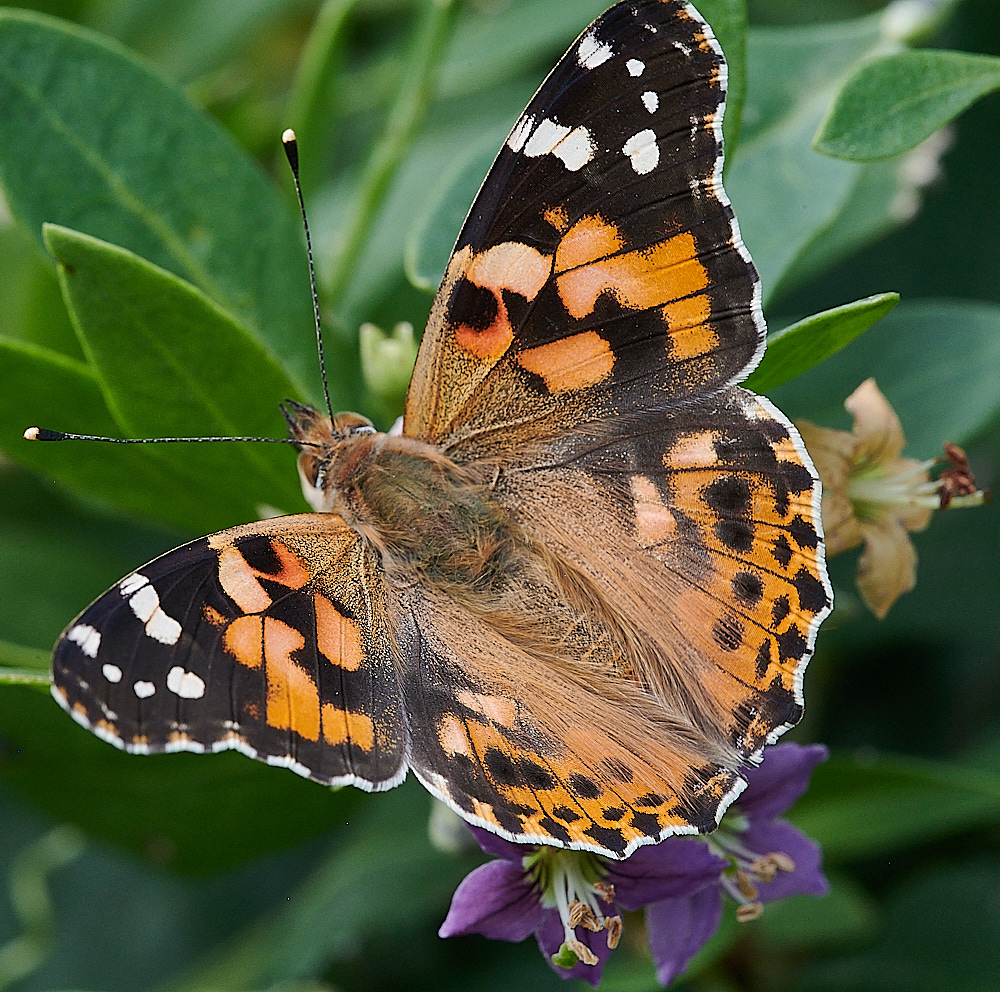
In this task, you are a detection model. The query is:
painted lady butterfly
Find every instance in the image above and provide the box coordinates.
[48,0,831,859]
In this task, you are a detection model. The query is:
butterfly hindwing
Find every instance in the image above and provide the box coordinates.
[397,583,743,858]
[405,0,761,451]
[498,387,831,759]
[52,515,407,789]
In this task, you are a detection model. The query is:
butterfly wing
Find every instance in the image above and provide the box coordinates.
[52,514,407,789]
[394,392,830,859]
[405,0,759,451]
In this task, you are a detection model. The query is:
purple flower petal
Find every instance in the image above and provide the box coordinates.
[645,885,723,987]
[536,909,612,986]
[467,825,535,862]
[742,819,828,901]
[609,838,726,911]
[439,859,543,942]
[738,743,828,820]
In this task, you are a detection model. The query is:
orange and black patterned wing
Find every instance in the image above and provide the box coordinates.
[405,0,760,451]
[51,515,406,790]
[391,390,830,859]
[508,388,832,759]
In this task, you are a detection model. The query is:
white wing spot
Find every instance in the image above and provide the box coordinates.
[524,117,570,157]
[642,90,659,113]
[134,680,155,699]
[146,610,182,645]
[67,624,101,658]
[127,583,183,645]
[673,39,692,56]
[507,114,534,153]
[522,118,595,172]
[623,129,659,175]
[101,663,123,683]
[555,125,595,171]
[577,31,612,69]
[627,58,645,76]
[119,573,149,596]
[167,666,206,699]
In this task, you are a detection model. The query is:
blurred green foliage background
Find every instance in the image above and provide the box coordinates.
[0,0,998,989]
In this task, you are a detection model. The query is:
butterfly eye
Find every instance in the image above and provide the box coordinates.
[351,425,377,436]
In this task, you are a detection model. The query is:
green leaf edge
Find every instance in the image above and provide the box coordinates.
[745,292,899,394]
[814,49,1000,161]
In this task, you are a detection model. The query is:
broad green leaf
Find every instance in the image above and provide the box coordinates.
[727,16,885,300]
[815,49,1000,161]
[0,684,366,876]
[745,292,898,394]
[403,137,499,293]
[46,224,304,529]
[0,337,244,533]
[0,8,316,393]
[770,300,1000,455]
[774,149,939,296]
[0,465,175,651]
[0,224,79,358]
[790,750,1000,860]
[0,641,50,673]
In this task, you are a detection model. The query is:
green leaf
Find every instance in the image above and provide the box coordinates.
[815,49,1000,161]
[0,8,316,393]
[726,16,885,300]
[0,684,366,876]
[404,138,499,293]
[0,641,51,673]
[46,224,304,530]
[438,0,611,100]
[696,0,748,156]
[770,299,1000,454]
[744,292,898,394]
[0,337,235,533]
[0,224,79,358]
[790,750,1000,860]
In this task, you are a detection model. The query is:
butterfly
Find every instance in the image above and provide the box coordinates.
[49,0,831,859]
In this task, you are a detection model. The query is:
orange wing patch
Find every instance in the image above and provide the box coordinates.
[554,214,709,320]
[214,540,311,614]
[518,330,615,393]
[314,592,363,671]
[451,242,552,361]
[320,704,375,749]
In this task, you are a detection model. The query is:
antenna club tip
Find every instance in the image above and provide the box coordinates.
[23,426,65,441]
[282,128,296,145]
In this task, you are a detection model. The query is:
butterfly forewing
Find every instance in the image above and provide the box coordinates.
[405,0,761,451]
[52,515,407,789]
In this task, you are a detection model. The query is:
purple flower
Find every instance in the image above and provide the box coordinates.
[647,742,829,986]
[439,742,828,987]
[439,827,725,985]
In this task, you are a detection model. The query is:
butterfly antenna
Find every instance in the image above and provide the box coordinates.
[23,427,315,447]
[282,129,333,422]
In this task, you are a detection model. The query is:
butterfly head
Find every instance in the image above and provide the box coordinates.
[281,399,378,512]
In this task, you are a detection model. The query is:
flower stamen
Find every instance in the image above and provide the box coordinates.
[605,915,623,949]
